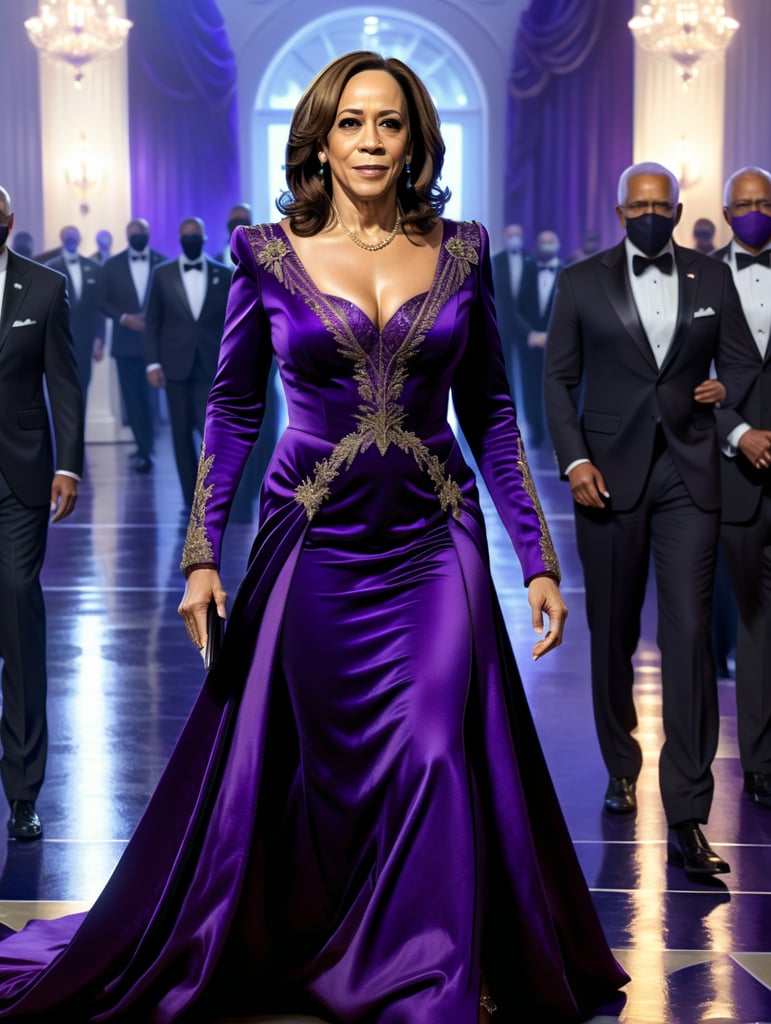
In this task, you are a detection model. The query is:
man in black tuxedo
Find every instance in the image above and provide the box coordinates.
[46,226,105,401]
[0,187,84,840]
[145,218,232,507]
[544,162,752,877]
[516,229,562,448]
[712,166,771,808]
[100,219,166,473]
[492,223,534,407]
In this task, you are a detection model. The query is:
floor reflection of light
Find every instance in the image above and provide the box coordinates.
[618,840,668,1022]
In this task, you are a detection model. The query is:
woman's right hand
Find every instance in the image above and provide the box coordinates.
[178,568,228,652]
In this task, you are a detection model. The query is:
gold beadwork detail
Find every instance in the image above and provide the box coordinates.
[252,223,480,521]
[516,434,560,580]
[180,445,216,570]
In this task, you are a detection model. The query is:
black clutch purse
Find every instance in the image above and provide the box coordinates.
[204,598,225,670]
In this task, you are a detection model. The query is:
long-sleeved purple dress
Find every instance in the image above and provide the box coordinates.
[0,221,627,1021]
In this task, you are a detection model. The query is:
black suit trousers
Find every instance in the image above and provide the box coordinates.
[0,473,50,802]
[165,358,211,508]
[721,488,771,773]
[575,445,720,825]
[115,356,154,459]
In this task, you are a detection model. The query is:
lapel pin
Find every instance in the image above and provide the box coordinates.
[13,282,22,289]
[687,273,695,279]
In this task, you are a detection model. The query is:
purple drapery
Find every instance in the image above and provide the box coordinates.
[504,0,634,257]
[723,0,771,178]
[126,0,240,260]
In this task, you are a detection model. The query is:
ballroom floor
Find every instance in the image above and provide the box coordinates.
[0,429,769,1024]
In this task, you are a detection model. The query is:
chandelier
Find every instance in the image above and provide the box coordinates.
[25,0,133,87]
[628,2,739,85]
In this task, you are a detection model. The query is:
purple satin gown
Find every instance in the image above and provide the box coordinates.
[0,221,627,1021]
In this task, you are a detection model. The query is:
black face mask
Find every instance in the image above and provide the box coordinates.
[625,213,675,256]
[180,235,204,261]
[0,226,8,249]
[227,217,250,236]
[128,232,149,252]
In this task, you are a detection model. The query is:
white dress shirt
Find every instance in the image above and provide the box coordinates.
[724,239,771,452]
[63,251,82,302]
[537,258,559,317]
[128,247,151,307]
[624,238,679,369]
[507,250,523,300]
[178,253,207,321]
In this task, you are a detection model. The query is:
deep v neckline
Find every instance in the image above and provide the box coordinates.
[273,220,448,334]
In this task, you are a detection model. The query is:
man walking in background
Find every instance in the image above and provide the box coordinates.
[0,186,84,840]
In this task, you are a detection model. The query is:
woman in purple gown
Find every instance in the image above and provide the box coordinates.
[0,52,627,1022]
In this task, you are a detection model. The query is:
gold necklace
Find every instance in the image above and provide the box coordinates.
[332,202,402,252]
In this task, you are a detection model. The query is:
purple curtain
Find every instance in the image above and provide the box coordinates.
[126,0,240,260]
[723,0,771,179]
[504,0,634,257]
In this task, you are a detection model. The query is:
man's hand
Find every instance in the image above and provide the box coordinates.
[738,428,771,470]
[528,575,568,661]
[147,366,165,389]
[694,378,726,406]
[50,474,78,523]
[527,330,547,349]
[122,312,145,332]
[93,338,105,362]
[568,461,609,508]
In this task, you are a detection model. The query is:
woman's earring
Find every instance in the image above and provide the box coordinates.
[318,165,325,179]
[405,162,413,189]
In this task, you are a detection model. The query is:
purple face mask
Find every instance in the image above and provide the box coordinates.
[731,210,771,250]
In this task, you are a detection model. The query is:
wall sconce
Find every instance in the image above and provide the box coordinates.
[65,134,103,214]
[675,134,699,189]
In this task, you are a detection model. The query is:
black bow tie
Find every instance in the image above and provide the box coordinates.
[632,252,674,276]
[183,261,203,272]
[130,253,148,261]
[736,250,771,270]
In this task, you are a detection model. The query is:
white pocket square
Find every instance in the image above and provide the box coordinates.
[694,307,715,318]
[12,318,36,328]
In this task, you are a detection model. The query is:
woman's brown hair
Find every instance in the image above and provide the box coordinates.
[276,51,450,237]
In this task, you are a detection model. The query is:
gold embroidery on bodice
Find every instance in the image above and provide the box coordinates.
[247,222,480,521]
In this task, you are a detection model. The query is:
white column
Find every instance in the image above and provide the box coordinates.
[632,2,730,250]
[37,4,133,442]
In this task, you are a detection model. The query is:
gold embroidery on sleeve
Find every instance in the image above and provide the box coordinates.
[251,222,481,521]
[180,444,216,570]
[516,435,561,580]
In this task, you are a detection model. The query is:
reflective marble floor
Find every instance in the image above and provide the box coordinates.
[1,430,769,1024]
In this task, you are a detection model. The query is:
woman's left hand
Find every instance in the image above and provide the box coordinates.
[693,378,726,406]
[527,575,568,661]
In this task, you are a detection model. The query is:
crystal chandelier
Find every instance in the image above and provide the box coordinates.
[25,0,133,87]
[628,2,739,85]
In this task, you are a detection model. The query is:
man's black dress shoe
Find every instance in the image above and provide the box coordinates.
[7,800,42,841]
[667,820,729,876]
[604,776,637,814]
[744,771,771,808]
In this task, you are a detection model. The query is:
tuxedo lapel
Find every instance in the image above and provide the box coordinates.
[170,263,194,318]
[660,244,699,374]
[0,253,30,355]
[598,242,658,372]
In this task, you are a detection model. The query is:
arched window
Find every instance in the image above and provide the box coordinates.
[252,8,485,223]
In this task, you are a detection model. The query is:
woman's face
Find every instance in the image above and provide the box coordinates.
[321,70,411,204]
